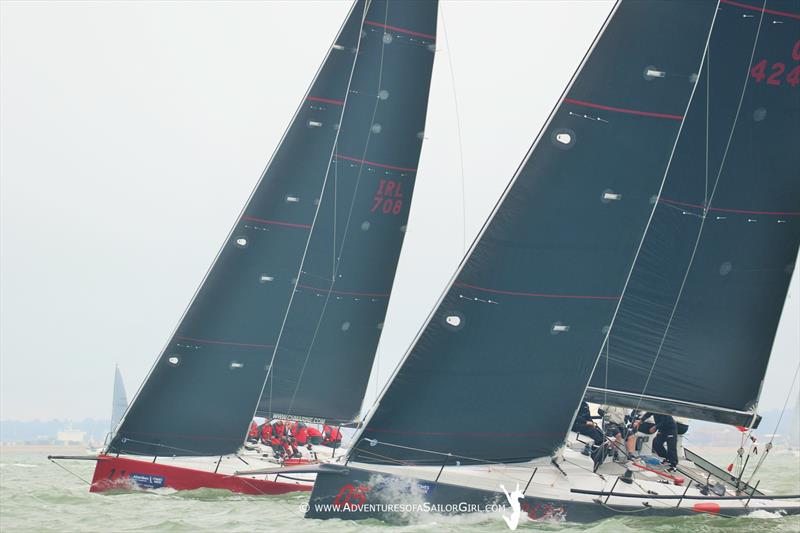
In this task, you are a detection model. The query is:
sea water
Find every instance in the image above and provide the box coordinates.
[1,449,798,532]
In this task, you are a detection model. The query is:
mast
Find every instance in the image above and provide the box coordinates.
[351,0,721,466]
[109,0,438,457]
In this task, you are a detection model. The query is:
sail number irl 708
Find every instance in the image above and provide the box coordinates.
[372,179,404,215]
[750,40,800,87]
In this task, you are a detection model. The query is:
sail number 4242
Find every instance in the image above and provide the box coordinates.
[750,40,800,87]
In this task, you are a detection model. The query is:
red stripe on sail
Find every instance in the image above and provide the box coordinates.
[564,98,684,121]
[455,282,620,301]
[363,20,436,41]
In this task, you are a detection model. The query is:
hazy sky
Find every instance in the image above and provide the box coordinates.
[2,1,798,422]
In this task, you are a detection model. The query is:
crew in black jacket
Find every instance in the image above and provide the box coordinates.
[642,412,679,469]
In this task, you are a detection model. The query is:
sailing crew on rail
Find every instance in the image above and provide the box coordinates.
[641,412,679,470]
[247,420,259,444]
[322,425,342,449]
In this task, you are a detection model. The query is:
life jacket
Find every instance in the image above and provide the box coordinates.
[248,421,258,438]
[306,426,323,439]
[323,425,342,442]
[261,423,273,442]
[292,422,309,445]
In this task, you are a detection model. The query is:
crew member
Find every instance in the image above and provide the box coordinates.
[643,412,679,469]
[322,425,342,449]
[573,401,604,446]
[247,420,259,443]
[306,425,324,445]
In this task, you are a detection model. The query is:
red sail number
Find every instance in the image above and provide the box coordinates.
[371,179,404,215]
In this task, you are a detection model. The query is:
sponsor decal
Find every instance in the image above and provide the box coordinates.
[129,473,166,489]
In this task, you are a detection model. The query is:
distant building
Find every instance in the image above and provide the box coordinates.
[56,429,86,444]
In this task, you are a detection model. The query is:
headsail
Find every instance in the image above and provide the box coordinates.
[110,365,128,433]
[109,0,438,457]
[354,0,720,465]
[256,0,438,424]
[586,0,800,428]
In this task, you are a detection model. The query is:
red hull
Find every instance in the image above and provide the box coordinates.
[90,455,312,495]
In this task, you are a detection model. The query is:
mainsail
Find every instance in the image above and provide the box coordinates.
[110,365,128,433]
[586,0,800,428]
[354,0,721,465]
[109,0,437,457]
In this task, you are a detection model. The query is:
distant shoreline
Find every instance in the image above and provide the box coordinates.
[0,444,88,455]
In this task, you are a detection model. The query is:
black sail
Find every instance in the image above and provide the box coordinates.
[257,1,438,424]
[355,0,720,465]
[586,0,800,428]
[109,0,437,457]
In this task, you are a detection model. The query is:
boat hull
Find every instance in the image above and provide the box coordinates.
[306,464,800,524]
[90,455,311,495]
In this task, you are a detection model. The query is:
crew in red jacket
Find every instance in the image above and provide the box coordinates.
[291,422,309,446]
[306,425,324,445]
[246,420,259,443]
[322,425,342,449]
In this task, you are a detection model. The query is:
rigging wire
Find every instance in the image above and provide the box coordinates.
[742,361,800,487]
[439,4,468,254]
[285,0,390,416]
[259,0,370,418]
[633,0,767,412]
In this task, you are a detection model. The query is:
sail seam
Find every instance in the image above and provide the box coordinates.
[363,20,436,40]
[455,282,619,300]
[659,197,800,217]
[563,98,683,120]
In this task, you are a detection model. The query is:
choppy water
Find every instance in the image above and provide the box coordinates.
[1,450,799,532]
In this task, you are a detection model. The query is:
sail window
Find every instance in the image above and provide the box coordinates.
[234,237,248,248]
[416,131,425,140]
[308,120,323,128]
[230,361,244,370]
[551,322,570,334]
[361,221,371,231]
[446,316,461,327]
[689,72,699,83]
[378,90,390,100]
[371,123,382,134]
[377,322,384,330]
[166,355,180,366]
[285,195,300,203]
[382,33,393,44]
[551,128,575,149]
[602,190,622,203]
[753,107,767,122]
[341,322,351,332]
[644,66,666,80]
[719,262,733,276]
[260,275,274,283]
[332,44,345,51]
